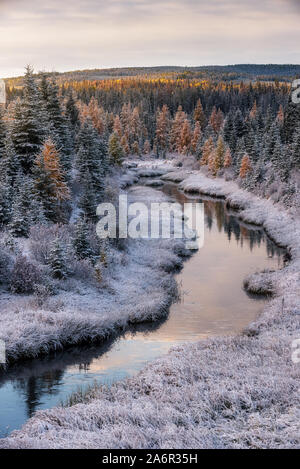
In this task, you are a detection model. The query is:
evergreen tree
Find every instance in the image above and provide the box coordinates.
[49,239,68,279]
[240,154,252,179]
[233,109,246,140]
[9,190,30,237]
[0,183,10,226]
[214,135,226,171]
[73,219,93,260]
[155,105,170,158]
[10,66,43,173]
[65,90,79,128]
[33,138,70,221]
[78,170,97,221]
[108,132,123,166]
[291,126,300,170]
[40,77,72,172]
[283,94,300,143]
[76,120,106,192]
[0,106,6,159]
[193,99,205,129]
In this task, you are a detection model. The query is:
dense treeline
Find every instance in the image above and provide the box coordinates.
[0,65,299,244]
[0,67,110,239]
[55,74,298,207]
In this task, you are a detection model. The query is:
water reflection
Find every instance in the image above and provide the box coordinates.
[0,183,285,437]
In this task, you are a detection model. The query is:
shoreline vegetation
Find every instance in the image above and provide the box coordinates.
[1,160,299,449]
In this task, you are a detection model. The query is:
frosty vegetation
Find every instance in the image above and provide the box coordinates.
[1,164,299,449]
[0,66,300,448]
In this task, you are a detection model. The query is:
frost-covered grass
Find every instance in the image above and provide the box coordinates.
[1,166,299,449]
[0,185,188,364]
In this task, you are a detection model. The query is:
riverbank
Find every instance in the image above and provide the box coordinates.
[1,163,299,449]
[0,184,190,365]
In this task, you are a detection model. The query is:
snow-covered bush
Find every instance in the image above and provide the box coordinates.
[10,255,41,294]
[29,224,73,265]
[0,244,12,284]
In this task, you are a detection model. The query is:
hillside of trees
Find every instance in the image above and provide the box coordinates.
[0,65,300,246]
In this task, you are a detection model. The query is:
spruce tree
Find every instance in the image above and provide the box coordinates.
[0,106,6,159]
[283,94,300,143]
[10,66,43,173]
[291,125,300,170]
[108,132,123,166]
[49,239,68,279]
[9,191,30,237]
[78,170,97,221]
[73,219,93,260]
[76,120,106,194]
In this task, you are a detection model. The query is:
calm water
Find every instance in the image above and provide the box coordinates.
[0,183,284,437]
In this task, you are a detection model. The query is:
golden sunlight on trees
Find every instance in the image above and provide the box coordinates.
[240,154,252,178]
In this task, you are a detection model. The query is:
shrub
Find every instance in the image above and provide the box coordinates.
[10,256,41,294]
[0,245,12,284]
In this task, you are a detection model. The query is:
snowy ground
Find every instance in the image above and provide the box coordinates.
[1,162,300,449]
[0,185,190,364]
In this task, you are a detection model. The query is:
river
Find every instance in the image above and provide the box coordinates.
[0,182,284,437]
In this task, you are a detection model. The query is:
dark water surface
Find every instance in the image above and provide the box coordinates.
[0,183,284,437]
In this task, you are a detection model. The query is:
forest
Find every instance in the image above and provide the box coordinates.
[0,64,299,449]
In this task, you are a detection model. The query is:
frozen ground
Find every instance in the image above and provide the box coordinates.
[1,163,299,449]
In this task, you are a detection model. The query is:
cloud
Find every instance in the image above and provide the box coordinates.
[0,0,299,77]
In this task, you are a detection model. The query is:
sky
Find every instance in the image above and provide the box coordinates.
[0,0,299,78]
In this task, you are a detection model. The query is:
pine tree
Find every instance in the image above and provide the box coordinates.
[178,119,192,154]
[291,125,300,169]
[73,219,93,260]
[11,67,43,173]
[120,135,130,156]
[76,120,107,194]
[113,115,122,138]
[0,135,21,186]
[283,94,300,143]
[88,97,105,135]
[155,104,170,158]
[78,170,97,221]
[9,191,30,237]
[108,132,123,165]
[170,106,186,152]
[240,154,252,179]
[249,101,257,120]
[49,239,68,279]
[131,140,140,156]
[0,183,10,226]
[40,77,72,172]
[263,121,281,163]
[0,106,6,159]
[214,136,226,172]
[33,138,70,221]
[201,136,214,166]
[234,109,246,139]
[65,90,79,128]
[143,139,151,154]
[193,99,205,129]
[223,111,236,152]
[191,121,202,154]
[223,147,232,168]
[37,138,70,202]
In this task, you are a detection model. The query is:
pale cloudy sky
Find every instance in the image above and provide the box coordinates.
[0,0,299,77]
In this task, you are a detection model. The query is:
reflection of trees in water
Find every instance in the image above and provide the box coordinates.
[2,316,168,419]
[13,370,64,417]
[203,200,283,260]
